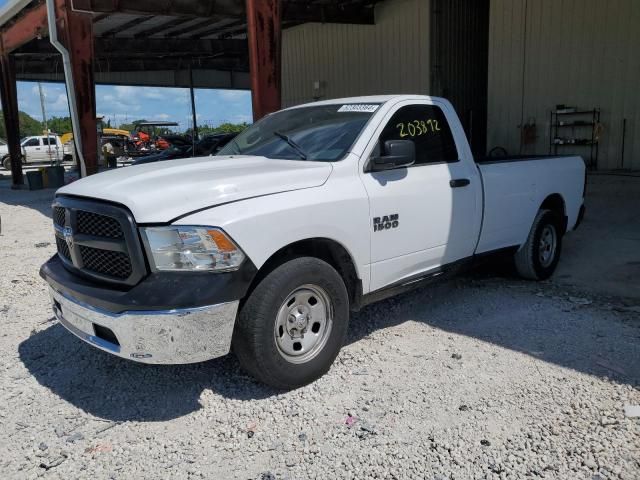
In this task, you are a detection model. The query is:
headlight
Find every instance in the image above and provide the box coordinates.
[141,226,245,272]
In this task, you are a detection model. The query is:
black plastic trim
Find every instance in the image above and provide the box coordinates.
[356,256,472,310]
[574,204,586,230]
[40,254,258,314]
[450,178,471,188]
[354,245,520,310]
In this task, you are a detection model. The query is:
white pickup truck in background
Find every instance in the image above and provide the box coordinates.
[40,95,586,389]
[1,135,71,170]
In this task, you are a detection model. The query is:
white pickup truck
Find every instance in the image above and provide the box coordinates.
[40,95,586,388]
[1,135,70,170]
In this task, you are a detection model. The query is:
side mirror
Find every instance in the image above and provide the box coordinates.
[370,140,415,171]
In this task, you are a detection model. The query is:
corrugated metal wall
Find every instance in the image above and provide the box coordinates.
[488,0,640,170]
[281,0,430,107]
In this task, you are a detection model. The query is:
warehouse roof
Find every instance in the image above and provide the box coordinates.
[1,0,380,88]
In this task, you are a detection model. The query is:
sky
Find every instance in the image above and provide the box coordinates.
[16,82,253,131]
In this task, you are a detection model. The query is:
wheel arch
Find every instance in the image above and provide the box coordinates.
[244,237,361,310]
[540,193,567,234]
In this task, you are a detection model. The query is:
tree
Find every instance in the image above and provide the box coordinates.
[185,122,249,138]
[0,111,43,140]
[118,119,148,133]
[46,116,73,135]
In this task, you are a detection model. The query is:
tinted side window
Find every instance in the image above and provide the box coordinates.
[43,137,57,146]
[378,105,458,164]
[24,138,40,147]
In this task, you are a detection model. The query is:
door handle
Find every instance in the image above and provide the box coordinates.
[450,178,470,188]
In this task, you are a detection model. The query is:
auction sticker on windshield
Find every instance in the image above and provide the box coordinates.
[337,104,379,113]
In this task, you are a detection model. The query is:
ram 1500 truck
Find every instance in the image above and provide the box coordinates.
[40,95,586,389]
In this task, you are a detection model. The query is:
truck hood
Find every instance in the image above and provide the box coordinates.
[57,155,333,223]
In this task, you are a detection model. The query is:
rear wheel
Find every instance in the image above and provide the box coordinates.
[514,209,563,280]
[232,257,349,389]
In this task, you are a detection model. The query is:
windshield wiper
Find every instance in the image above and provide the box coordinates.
[273,131,307,160]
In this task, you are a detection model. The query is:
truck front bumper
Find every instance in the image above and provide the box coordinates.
[50,287,239,364]
[40,254,257,364]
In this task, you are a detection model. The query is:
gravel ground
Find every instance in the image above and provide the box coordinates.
[1,187,639,480]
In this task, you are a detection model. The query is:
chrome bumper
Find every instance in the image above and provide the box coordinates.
[49,287,239,364]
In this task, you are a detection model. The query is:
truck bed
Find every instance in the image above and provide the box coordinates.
[475,154,585,255]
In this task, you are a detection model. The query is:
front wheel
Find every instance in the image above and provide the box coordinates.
[2,155,25,171]
[232,257,350,389]
[514,209,563,280]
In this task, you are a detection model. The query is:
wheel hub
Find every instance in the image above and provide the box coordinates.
[288,305,310,336]
[274,284,333,364]
[538,224,557,268]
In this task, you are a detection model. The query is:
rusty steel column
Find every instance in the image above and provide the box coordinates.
[246,0,282,120]
[0,51,24,187]
[55,1,97,176]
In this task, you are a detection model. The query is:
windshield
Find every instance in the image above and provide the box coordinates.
[217,103,380,161]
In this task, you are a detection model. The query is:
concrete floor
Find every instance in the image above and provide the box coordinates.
[555,174,640,301]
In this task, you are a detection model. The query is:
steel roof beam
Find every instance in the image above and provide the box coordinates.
[99,15,154,36]
[191,19,244,39]
[71,0,245,18]
[15,37,247,56]
[0,2,48,53]
[163,18,219,38]
[132,17,192,38]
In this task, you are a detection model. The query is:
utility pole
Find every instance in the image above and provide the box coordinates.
[38,82,56,164]
[189,64,198,152]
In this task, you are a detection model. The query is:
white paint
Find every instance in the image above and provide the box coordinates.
[476,157,584,253]
[57,155,333,223]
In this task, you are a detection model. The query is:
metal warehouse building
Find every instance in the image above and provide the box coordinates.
[1,0,639,188]
[281,0,640,171]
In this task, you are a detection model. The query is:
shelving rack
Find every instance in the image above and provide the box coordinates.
[549,108,600,169]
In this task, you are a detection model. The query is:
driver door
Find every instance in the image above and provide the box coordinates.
[359,101,480,292]
[22,137,43,163]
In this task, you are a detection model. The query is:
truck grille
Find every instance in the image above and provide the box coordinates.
[52,197,147,286]
[79,246,132,279]
[77,211,124,238]
[53,206,66,227]
[55,235,71,260]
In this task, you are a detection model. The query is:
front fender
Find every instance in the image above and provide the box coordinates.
[175,181,371,293]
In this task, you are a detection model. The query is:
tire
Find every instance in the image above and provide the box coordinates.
[2,156,10,171]
[514,209,563,280]
[232,257,350,389]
